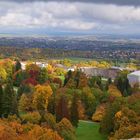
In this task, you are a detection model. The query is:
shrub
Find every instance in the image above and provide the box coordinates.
[20,111,41,124]
[56,118,76,140]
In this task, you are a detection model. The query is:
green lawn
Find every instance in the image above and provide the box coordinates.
[76,121,107,140]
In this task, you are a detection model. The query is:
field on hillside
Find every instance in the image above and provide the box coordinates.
[76,121,107,140]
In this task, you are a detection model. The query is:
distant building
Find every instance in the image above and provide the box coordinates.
[21,61,48,70]
[127,71,140,87]
[35,62,48,68]
[79,67,121,79]
[21,62,26,70]
[55,64,75,71]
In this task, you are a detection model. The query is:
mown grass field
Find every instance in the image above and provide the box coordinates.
[76,121,107,140]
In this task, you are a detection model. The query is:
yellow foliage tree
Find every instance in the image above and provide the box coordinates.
[92,103,106,122]
[18,94,30,112]
[0,66,7,83]
[33,85,53,116]
[108,84,122,97]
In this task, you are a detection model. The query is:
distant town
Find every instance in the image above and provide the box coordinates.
[0,36,139,63]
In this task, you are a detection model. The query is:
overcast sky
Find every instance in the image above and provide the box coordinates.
[0,0,140,35]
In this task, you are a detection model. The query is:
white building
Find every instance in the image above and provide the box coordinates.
[127,71,140,87]
[21,61,48,70]
[35,62,48,68]
[21,62,27,70]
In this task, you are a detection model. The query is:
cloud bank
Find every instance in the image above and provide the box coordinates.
[0,1,140,34]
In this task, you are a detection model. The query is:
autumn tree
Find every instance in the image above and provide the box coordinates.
[47,94,56,115]
[100,98,125,134]
[33,85,52,117]
[70,93,79,127]
[18,94,30,112]
[1,59,13,77]
[0,66,7,83]
[56,94,70,122]
[108,84,122,98]
[56,118,76,140]
[110,107,140,139]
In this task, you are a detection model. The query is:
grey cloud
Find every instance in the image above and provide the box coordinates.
[2,0,140,6]
[0,0,140,34]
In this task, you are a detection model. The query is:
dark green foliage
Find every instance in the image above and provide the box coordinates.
[105,78,112,91]
[37,68,48,84]
[2,81,15,118]
[88,76,103,89]
[64,70,72,86]
[115,71,132,96]
[11,93,18,115]
[74,71,80,88]
[0,85,3,117]
[71,93,79,127]
[17,84,32,100]
[14,70,28,87]
[82,87,96,117]
[15,60,21,72]
[108,78,112,85]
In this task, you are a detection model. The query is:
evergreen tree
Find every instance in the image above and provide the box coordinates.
[74,71,80,88]
[17,84,32,100]
[71,93,79,127]
[0,85,3,117]
[64,70,72,86]
[14,71,24,87]
[2,81,15,118]
[115,72,132,96]
[15,60,21,72]
[12,93,18,115]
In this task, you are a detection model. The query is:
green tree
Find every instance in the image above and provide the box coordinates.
[0,85,3,117]
[37,68,48,84]
[13,70,27,87]
[2,81,15,118]
[64,70,72,86]
[82,87,96,117]
[115,71,132,96]
[71,93,79,127]
[15,60,21,72]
